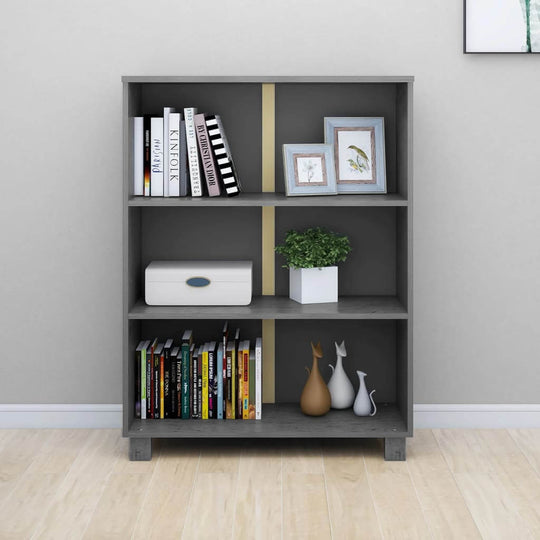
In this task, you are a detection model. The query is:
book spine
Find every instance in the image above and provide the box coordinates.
[181,344,190,419]
[160,352,165,419]
[163,108,173,197]
[243,348,249,420]
[143,116,151,196]
[170,353,177,418]
[184,108,202,197]
[176,353,182,418]
[205,115,240,196]
[192,352,199,418]
[217,349,223,420]
[231,347,236,419]
[179,120,188,196]
[202,348,208,420]
[255,338,262,420]
[147,347,152,418]
[249,352,255,420]
[133,117,144,196]
[226,349,232,419]
[154,352,160,418]
[208,348,214,418]
[168,112,181,196]
[194,114,221,197]
[150,117,164,197]
[140,348,146,419]
[197,365,202,420]
[237,345,243,419]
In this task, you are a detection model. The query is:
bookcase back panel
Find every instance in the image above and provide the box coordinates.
[274,83,398,195]
[275,207,397,296]
[139,83,262,193]
[275,319,397,403]
[140,207,262,296]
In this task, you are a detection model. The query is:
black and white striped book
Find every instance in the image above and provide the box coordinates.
[204,114,241,197]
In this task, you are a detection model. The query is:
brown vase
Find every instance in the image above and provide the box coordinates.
[300,342,331,416]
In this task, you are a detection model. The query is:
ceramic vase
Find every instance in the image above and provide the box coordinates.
[327,340,355,409]
[353,370,377,416]
[300,342,331,416]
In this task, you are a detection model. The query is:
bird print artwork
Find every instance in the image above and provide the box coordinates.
[347,145,370,174]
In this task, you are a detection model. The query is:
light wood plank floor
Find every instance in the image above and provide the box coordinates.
[0,429,539,539]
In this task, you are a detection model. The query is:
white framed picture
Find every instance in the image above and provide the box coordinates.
[282,144,337,196]
[324,117,386,194]
[464,0,540,53]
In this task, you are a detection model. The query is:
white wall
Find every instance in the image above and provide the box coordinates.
[0,0,539,404]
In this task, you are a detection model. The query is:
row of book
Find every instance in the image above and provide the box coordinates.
[133,107,241,198]
[135,324,262,420]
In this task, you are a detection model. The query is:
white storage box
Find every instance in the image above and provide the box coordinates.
[145,260,252,306]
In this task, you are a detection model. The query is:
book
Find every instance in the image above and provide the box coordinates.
[168,112,181,196]
[205,114,241,196]
[150,117,164,196]
[153,342,164,419]
[237,340,243,419]
[242,340,250,420]
[249,349,255,419]
[225,342,234,419]
[179,120,189,196]
[255,337,262,419]
[181,330,193,419]
[234,328,240,419]
[184,108,202,197]
[197,347,202,420]
[192,345,199,418]
[194,114,221,197]
[143,116,151,196]
[208,341,216,418]
[147,338,157,418]
[202,342,209,420]
[163,339,173,418]
[159,344,165,419]
[163,107,176,197]
[133,117,144,196]
[171,346,180,418]
[222,322,228,416]
[136,340,149,419]
[217,343,224,419]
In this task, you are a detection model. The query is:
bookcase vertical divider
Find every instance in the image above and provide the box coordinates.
[262,83,276,403]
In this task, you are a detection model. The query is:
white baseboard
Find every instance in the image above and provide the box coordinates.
[0,404,122,428]
[0,404,539,429]
[414,404,540,428]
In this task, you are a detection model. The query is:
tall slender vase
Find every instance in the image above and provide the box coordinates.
[353,370,377,417]
[300,342,331,416]
[327,341,355,409]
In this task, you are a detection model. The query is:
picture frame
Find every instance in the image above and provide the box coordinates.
[324,117,386,194]
[464,0,540,53]
[282,144,337,196]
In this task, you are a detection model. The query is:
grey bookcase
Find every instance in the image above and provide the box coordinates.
[122,76,413,461]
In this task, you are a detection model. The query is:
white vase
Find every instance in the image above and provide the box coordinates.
[289,266,338,304]
[327,341,355,409]
[353,370,377,417]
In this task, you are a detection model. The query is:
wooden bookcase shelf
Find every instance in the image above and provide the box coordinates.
[122,76,413,462]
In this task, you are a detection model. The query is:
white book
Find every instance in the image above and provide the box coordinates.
[150,117,164,196]
[163,107,176,197]
[184,107,202,197]
[168,112,181,196]
[255,337,262,419]
[133,117,144,196]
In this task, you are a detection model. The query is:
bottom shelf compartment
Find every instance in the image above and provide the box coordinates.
[128,402,408,439]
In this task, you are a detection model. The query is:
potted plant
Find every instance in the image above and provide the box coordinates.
[275,227,351,304]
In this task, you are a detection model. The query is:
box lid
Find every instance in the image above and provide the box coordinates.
[146,260,252,283]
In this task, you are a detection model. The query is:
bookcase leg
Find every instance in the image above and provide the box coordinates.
[129,438,152,461]
[384,437,406,461]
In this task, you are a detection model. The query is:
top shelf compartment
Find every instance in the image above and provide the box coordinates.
[128,193,408,207]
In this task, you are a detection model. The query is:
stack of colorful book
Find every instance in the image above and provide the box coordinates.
[134,324,262,420]
[133,107,241,198]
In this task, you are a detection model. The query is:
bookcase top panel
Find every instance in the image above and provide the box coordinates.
[122,76,414,84]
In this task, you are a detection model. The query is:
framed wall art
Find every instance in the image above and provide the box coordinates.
[464,0,540,53]
[324,117,386,194]
[282,144,337,196]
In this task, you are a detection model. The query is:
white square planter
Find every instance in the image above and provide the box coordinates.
[289,266,338,304]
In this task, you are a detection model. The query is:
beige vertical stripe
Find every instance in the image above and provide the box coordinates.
[261,83,276,403]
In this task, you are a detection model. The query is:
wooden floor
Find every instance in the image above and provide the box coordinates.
[0,429,539,539]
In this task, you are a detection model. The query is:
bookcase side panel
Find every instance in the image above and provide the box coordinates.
[274,83,398,195]
[124,320,141,435]
[140,83,262,193]
[275,319,397,404]
[275,207,397,297]
[396,320,412,433]
[396,82,412,199]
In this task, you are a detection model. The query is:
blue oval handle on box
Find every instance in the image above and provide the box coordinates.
[186,277,211,287]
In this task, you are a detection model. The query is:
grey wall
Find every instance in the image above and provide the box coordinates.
[0,0,539,404]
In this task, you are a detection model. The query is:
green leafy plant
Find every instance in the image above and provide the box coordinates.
[275,227,352,269]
